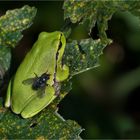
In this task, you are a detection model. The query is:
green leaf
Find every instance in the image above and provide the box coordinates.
[0,5,37,86]
[63,0,140,42]
[0,46,11,79]
[64,38,111,76]
[0,5,37,48]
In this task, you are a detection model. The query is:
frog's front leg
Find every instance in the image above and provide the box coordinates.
[5,79,12,107]
[56,64,69,82]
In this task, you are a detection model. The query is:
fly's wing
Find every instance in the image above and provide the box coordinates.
[22,78,36,85]
[37,87,46,98]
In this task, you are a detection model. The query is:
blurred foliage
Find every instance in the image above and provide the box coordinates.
[62,0,140,139]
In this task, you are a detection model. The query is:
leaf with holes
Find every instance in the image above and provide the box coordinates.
[63,0,140,42]
[64,38,111,76]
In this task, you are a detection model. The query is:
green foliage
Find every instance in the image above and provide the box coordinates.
[0,5,36,84]
[63,0,140,42]
[0,5,36,48]
[0,0,140,139]
[64,38,111,76]
[0,98,82,139]
[0,47,11,81]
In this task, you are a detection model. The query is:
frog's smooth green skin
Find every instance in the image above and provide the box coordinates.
[5,31,69,118]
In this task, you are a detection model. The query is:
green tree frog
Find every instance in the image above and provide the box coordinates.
[5,31,69,118]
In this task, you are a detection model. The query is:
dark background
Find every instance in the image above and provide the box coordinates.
[0,1,140,139]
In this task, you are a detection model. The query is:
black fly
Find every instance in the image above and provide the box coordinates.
[22,73,50,97]
[32,73,50,90]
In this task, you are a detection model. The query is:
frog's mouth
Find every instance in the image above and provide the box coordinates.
[52,34,63,96]
[53,33,62,83]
